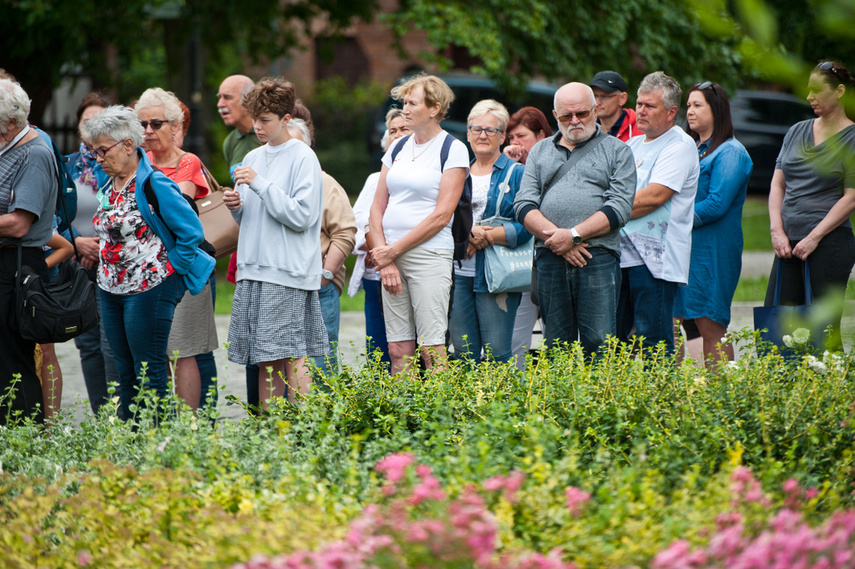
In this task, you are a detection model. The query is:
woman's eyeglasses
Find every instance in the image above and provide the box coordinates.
[697,81,717,92]
[94,140,123,158]
[468,126,504,137]
[139,119,168,130]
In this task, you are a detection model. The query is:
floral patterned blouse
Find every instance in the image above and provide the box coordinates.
[93,175,173,294]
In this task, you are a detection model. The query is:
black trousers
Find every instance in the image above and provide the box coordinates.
[0,247,48,426]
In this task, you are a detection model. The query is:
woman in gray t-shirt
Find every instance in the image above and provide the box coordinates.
[766,60,855,349]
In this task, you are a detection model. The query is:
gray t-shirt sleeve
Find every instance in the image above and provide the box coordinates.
[9,141,58,246]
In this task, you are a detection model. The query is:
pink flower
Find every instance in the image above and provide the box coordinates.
[783,478,800,494]
[77,551,93,566]
[482,470,526,503]
[375,452,415,484]
[564,486,591,518]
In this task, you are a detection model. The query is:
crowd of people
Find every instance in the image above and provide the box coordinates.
[2,59,855,424]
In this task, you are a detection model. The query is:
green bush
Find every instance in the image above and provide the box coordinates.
[1,338,853,567]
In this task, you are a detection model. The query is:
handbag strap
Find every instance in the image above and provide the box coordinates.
[542,129,607,200]
[772,259,812,305]
[487,162,519,219]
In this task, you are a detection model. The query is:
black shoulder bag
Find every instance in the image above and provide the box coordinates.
[13,156,99,344]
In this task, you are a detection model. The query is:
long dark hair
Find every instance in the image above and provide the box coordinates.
[685,82,733,158]
[507,106,553,138]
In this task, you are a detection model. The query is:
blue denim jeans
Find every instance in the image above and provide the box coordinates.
[537,248,620,355]
[617,265,678,353]
[363,278,390,364]
[311,281,341,377]
[449,275,521,363]
[73,287,119,414]
[101,272,184,420]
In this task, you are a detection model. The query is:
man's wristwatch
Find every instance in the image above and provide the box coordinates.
[570,227,583,245]
[322,269,334,281]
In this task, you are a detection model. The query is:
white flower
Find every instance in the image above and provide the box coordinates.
[806,356,827,374]
[156,436,172,453]
[783,335,794,348]
[793,328,811,344]
[726,361,739,371]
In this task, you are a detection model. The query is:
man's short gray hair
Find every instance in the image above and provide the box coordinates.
[0,79,31,128]
[81,105,145,147]
[136,87,184,127]
[287,118,312,146]
[638,71,682,113]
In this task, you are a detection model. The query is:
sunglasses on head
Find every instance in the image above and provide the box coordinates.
[817,61,844,83]
[139,119,168,130]
[697,81,717,93]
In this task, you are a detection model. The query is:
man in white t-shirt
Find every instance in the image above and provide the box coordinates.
[617,72,699,353]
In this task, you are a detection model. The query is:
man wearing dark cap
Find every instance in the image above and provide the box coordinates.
[590,71,639,142]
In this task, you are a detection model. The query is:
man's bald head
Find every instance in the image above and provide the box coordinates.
[554,82,596,111]
[217,75,255,132]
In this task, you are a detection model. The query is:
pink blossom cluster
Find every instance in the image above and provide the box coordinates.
[483,470,526,503]
[730,466,771,507]
[652,473,855,569]
[564,486,591,518]
[230,454,576,569]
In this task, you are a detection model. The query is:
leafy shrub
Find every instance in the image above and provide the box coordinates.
[1,338,854,566]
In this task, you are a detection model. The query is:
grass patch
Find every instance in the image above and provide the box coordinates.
[741,197,772,251]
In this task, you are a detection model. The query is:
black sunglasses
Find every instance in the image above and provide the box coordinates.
[140,119,168,130]
[817,61,844,83]
[697,81,717,93]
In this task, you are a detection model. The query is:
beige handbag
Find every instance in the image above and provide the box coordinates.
[198,164,240,259]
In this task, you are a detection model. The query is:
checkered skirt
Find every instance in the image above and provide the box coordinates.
[228,280,328,365]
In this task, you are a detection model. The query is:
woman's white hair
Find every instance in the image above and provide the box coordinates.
[287,118,312,146]
[467,99,510,132]
[0,79,31,128]
[81,105,145,148]
[136,87,184,127]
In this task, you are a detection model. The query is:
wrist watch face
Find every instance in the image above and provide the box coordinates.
[322,269,334,280]
[571,228,582,244]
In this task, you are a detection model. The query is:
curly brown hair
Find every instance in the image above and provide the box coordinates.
[242,77,296,119]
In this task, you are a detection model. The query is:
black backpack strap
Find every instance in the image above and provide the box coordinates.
[439,133,454,172]
[388,134,412,164]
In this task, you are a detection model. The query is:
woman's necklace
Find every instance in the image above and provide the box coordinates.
[411,134,439,161]
[154,148,178,167]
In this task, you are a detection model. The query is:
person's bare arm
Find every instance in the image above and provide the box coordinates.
[768,169,791,259]
[0,210,36,239]
[631,183,674,219]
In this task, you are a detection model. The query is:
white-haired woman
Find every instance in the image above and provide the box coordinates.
[137,88,218,410]
[369,74,469,375]
[81,105,214,420]
[349,107,411,365]
[449,100,531,363]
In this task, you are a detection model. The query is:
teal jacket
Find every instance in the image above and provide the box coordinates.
[132,149,215,295]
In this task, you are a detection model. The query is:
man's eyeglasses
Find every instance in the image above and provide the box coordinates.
[468,125,504,137]
[818,61,844,83]
[140,119,168,131]
[94,140,124,158]
[594,92,620,101]
[556,107,595,122]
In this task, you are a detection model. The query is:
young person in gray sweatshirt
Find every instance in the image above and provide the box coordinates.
[514,82,636,355]
[224,77,327,409]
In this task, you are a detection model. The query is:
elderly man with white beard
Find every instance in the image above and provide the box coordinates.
[513,83,636,355]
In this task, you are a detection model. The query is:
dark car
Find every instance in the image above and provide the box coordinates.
[368,73,558,164]
[730,90,815,193]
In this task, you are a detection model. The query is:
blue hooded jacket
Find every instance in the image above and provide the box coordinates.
[102,149,215,295]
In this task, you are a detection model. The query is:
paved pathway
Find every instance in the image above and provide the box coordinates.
[53,252,851,424]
